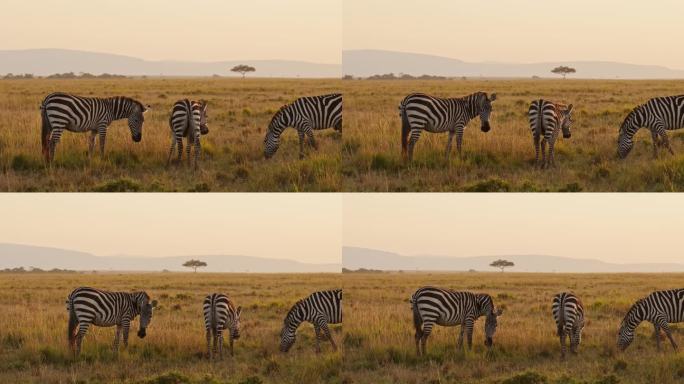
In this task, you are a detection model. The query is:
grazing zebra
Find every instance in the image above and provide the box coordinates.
[529,100,574,168]
[410,286,503,356]
[66,287,157,356]
[399,92,497,162]
[203,293,242,359]
[40,93,150,163]
[168,99,209,169]
[617,95,684,158]
[263,93,342,159]
[552,292,585,358]
[280,289,341,353]
[617,288,683,352]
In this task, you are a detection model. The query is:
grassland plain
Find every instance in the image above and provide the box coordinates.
[342,79,684,191]
[0,273,342,384]
[342,272,684,384]
[0,78,342,192]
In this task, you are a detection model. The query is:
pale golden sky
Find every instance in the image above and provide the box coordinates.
[0,0,342,64]
[344,194,684,264]
[0,194,341,263]
[344,0,684,69]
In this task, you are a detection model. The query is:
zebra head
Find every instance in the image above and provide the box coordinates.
[617,299,644,351]
[229,306,243,340]
[128,102,150,143]
[560,104,574,139]
[199,100,209,135]
[484,307,503,347]
[617,108,642,158]
[474,92,497,132]
[264,105,292,159]
[280,300,303,352]
[134,292,157,339]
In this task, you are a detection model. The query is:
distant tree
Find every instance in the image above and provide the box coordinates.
[490,259,515,273]
[183,259,207,273]
[231,65,256,79]
[551,66,576,79]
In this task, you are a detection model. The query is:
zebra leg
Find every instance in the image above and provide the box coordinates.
[217,329,224,359]
[186,135,193,167]
[455,128,465,158]
[465,319,474,351]
[654,323,662,351]
[407,130,422,162]
[540,139,548,169]
[229,333,235,357]
[167,137,177,167]
[659,321,678,351]
[98,127,107,158]
[113,325,122,353]
[122,320,130,348]
[651,130,660,158]
[49,128,64,164]
[414,329,422,356]
[560,331,567,358]
[456,324,464,350]
[320,321,338,352]
[177,139,184,163]
[75,322,90,357]
[314,325,322,353]
[534,135,541,167]
[660,131,675,155]
[305,128,317,150]
[445,131,455,160]
[206,328,212,360]
[298,130,306,159]
[548,139,556,168]
[88,131,97,159]
[570,326,580,354]
[193,135,201,170]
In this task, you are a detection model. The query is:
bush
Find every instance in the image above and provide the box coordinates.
[11,154,42,171]
[502,371,548,384]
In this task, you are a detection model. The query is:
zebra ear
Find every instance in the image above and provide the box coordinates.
[144,105,151,113]
[495,308,503,316]
[236,306,242,316]
[489,93,497,101]
[566,104,574,113]
[151,299,158,308]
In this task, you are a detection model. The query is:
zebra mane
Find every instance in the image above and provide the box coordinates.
[622,299,645,326]
[284,299,304,324]
[268,104,291,130]
[619,106,641,134]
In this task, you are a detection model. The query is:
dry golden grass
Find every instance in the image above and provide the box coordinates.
[0,273,342,384]
[342,272,684,384]
[342,79,684,191]
[0,78,341,192]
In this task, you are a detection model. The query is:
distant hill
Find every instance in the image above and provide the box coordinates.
[343,247,684,273]
[343,49,684,79]
[0,49,341,78]
[0,243,340,273]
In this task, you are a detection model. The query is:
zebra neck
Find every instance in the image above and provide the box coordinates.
[106,97,136,120]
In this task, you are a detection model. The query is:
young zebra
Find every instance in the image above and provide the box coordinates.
[399,92,497,162]
[263,93,342,159]
[280,289,341,353]
[40,92,150,163]
[618,288,683,352]
[203,293,242,359]
[410,286,503,356]
[168,99,209,169]
[552,292,585,358]
[66,287,157,356]
[617,95,684,158]
[529,100,574,168]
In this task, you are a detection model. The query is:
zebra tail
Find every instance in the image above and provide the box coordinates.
[400,105,410,157]
[40,104,51,160]
[534,100,543,139]
[557,296,566,337]
[210,297,217,338]
[410,297,423,335]
[67,298,78,346]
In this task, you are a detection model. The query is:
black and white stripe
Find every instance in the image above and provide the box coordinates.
[40,92,150,162]
[280,289,341,353]
[203,293,242,359]
[529,100,574,168]
[168,99,209,169]
[264,94,342,159]
[410,286,503,356]
[552,292,584,358]
[617,288,683,351]
[399,92,497,161]
[617,95,684,158]
[66,287,157,356]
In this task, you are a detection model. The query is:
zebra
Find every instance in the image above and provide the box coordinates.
[203,293,242,359]
[40,92,150,163]
[280,289,341,353]
[66,287,157,356]
[552,292,585,358]
[168,99,209,169]
[399,92,497,162]
[410,286,503,356]
[529,100,574,168]
[263,93,342,159]
[617,95,684,159]
[617,288,683,352]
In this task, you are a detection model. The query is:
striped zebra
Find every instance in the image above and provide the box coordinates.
[280,289,341,353]
[168,99,209,169]
[263,94,342,159]
[617,288,683,352]
[66,287,157,356]
[40,93,150,163]
[410,286,503,356]
[203,293,242,359]
[399,92,497,161]
[552,292,585,358]
[617,95,684,158]
[529,100,574,168]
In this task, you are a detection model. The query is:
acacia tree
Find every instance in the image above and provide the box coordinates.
[490,259,515,273]
[551,66,576,79]
[183,259,207,273]
[231,65,256,79]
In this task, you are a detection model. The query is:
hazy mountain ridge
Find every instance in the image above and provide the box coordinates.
[0,49,341,78]
[343,49,684,79]
[343,247,684,273]
[0,243,340,273]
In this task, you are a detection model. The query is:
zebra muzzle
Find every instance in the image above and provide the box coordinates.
[481,122,491,132]
[485,337,493,347]
[137,328,147,338]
